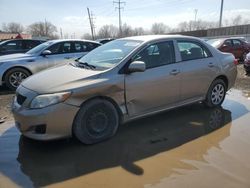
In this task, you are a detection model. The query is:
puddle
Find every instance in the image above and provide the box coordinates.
[0,89,250,188]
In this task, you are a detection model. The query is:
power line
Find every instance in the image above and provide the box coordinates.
[113,0,126,37]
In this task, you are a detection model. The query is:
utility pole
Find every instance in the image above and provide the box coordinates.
[194,9,198,30]
[219,0,224,27]
[87,7,94,40]
[91,11,96,38]
[194,9,198,22]
[44,18,47,37]
[113,0,126,37]
[60,28,63,39]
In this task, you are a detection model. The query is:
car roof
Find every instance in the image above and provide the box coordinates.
[49,39,101,45]
[119,35,201,43]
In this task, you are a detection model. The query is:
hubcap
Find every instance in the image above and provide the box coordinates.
[211,84,225,105]
[9,72,28,88]
[86,110,109,136]
[209,108,223,129]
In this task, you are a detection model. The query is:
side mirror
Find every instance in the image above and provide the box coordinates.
[128,61,146,73]
[41,50,52,56]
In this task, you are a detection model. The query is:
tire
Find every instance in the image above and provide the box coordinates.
[204,79,226,108]
[4,68,31,91]
[73,99,119,144]
[241,52,247,62]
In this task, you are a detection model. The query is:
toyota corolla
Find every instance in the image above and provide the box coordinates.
[12,35,237,144]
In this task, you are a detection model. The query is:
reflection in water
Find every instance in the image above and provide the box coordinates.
[15,105,232,187]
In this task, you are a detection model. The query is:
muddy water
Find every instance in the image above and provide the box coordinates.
[0,89,250,188]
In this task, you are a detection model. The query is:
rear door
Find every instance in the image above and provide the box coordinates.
[177,40,219,102]
[125,40,180,116]
[73,41,101,59]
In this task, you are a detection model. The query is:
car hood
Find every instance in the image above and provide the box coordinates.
[0,53,34,63]
[21,64,104,94]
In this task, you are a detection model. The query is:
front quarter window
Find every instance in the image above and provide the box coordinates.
[77,39,142,69]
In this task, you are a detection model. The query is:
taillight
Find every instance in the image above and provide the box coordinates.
[233,59,238,65]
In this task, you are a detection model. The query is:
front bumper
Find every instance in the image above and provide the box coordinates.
[12,100,79,141]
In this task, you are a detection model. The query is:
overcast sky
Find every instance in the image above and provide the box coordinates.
[0,0,250,38]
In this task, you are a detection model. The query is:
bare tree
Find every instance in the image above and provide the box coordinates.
[81,33,92,40]
[132,27,145,36]
[121,23,133,37]
[177,20,216,31]
[232,15,242,26]
[151,23,170,34]
[27,21,58,38]
[2,22,24,33]
[97,24,119,39]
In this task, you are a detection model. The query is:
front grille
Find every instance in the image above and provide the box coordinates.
[16,94,26,105]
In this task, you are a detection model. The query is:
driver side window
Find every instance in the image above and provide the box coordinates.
[133,41,175,69]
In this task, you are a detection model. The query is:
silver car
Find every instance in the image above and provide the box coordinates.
[12,35,237,144]
[0,39,101,90]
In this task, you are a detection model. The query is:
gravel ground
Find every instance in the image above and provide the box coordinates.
[0,65,249,122]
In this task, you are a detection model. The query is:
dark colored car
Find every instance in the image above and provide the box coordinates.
[95,38,114,44]
[207,37,250,61]
[0,39,45,56]
[244,52,250,74]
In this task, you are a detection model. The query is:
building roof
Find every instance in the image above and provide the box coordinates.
[0,32,32,40]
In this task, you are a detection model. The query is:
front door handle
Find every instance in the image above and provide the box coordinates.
[64,57,72,59]
[208,62,214,67]
[170,69,180,75]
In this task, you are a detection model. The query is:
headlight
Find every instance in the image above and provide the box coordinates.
[30,92,71,109]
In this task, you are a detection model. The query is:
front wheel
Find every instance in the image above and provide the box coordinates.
[204,79,226,108]
[73,99,119,144]
[4,68,31,91]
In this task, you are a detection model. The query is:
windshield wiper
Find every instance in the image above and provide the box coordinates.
[77,61,96,70]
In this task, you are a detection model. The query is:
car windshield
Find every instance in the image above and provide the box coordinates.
[77,39,142,69]
[26,41,53,55]
[207,39,223,47]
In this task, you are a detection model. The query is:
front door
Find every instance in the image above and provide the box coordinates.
[36,42,76,71]
[125,40,180,117]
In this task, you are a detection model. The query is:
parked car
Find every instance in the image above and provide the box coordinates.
[12,35,237,144]
[0,39,45,56]
[96,38,114,44]
[0,39,101,90]
[207,37,250,61]
[244,52,250,74]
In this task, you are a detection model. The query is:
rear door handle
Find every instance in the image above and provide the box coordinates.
[208,62,214,67]
[170,69,180,75]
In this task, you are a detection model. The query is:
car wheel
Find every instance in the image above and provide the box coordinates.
[73,99,119,144]
[5,68,31,91]
[204,79,226,108]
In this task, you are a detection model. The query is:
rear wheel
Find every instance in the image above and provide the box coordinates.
[4,68,31,91]
[204,79,226,108]
[73,99,119,144]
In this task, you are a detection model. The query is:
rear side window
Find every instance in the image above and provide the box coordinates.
[87,42,101,51]
[24,40,41,50]
[133,41,175,69]
[177,41,212,61]
[232,39,242,46]
[47,42,72,54]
